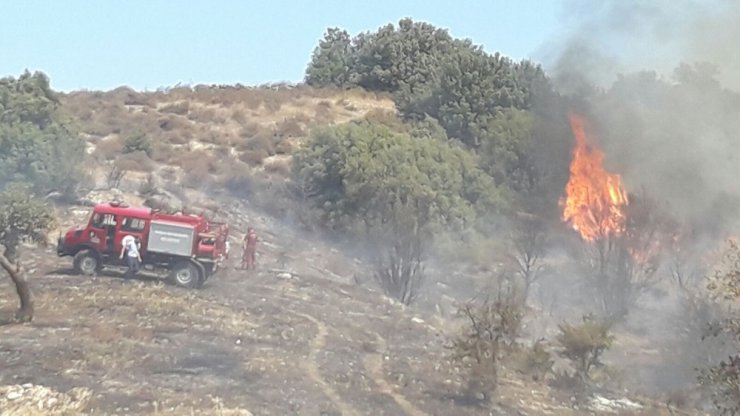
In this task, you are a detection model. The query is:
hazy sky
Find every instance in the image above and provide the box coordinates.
[0,0,564,91]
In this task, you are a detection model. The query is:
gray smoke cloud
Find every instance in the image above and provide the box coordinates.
[542,0,740,235]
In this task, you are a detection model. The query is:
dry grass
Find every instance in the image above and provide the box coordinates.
[264,157,291,177]
[158,100,190,115]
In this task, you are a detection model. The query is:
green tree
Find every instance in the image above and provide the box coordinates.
[293,121,498,303]
[352,19,456,95]
[305,28,354,87]
[0,184,54,322]
[403,49,543,148]
[0,71,86,198]
[479,108,538,194]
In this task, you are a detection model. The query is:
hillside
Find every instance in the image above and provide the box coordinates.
[0,192,688,416]
[0,83,711,415]
[60,85,395,190]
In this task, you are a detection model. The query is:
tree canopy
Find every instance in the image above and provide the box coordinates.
[305,19,551,150]
[0,71,86,197]
[292,121,498,232]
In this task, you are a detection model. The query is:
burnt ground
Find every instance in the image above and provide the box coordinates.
[0,199,706,415]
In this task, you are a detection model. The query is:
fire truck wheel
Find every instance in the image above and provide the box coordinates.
[73,250,99,276]
[170,261,200,288]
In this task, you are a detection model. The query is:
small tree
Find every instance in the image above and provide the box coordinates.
[578,192,673,320]
[507,213,547,303]
[451,281,525,400]
[556,315,614,383]
[370,202,427,305]
[292,122,498,304]
[0,184,54,321]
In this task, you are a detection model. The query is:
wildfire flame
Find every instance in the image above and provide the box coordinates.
[561,112,629,241]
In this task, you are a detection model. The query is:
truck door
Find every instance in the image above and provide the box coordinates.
[118,217,148,256]
[89,213,118,254]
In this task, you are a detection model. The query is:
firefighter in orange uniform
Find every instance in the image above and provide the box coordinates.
[241,228,259,270]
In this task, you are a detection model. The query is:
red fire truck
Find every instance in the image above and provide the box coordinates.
[57,201,229,288]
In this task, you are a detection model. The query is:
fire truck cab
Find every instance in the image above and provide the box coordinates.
[57,201,229,288]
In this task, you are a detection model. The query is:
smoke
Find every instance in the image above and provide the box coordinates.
[545,0,740,236]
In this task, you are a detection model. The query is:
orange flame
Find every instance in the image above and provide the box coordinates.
[561,112,629,241]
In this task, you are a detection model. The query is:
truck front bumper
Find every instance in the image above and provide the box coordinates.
[57,237,72,257]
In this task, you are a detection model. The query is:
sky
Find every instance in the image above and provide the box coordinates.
[0,0,564,91]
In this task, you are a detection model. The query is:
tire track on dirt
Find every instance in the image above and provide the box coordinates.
[293,310,360,416]
[213,277,361,416]
[214,275,427,415]
[360,330,429,416]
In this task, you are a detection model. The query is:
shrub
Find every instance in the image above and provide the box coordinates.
[122,133,152,156]
[159,100,190,115]
[157,114,190,132]
[223,170,255,198]
[114,151,154,173]
[275,118,306,138]
[264,159,291,177]
[93,136,124,161]
[239,150,268,166]
[450,287,525,401]
[274,139,295,155]
[243,132,276,155]
[516,340,554,381]
[239,122,262,138]
[175,149,216,175]
[313,102,333,124]
[231,108,248,125]
[556,315,614,383]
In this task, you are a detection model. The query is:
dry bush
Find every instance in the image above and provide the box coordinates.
[242,91,262,110]
[157,114,190,132]
[514,340,555,382]
[114,151,155,173]
[223,168,255,198]
[89,104,128,136]
[93,136,124,161]
[105,164,126,188]
[275,118,306,138]
[159,166,179,182]
[239,121,262,138]
[264,158,291,177]
[243,131,276,155]
[450,286,526,401]
[150,141,180,163]
[231,108,248,125]
[183,170,216,189]
[187,105,227,124]
[159,100,190,116]
[212,133,239,148]
[364,108,405,131]
[239,150,269,166]
[165,86,195,101]
[555,315,614,384]
[174,149,218,175]
[274,139,296,155]
[314,101,334,124]
[262,94,283,112]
